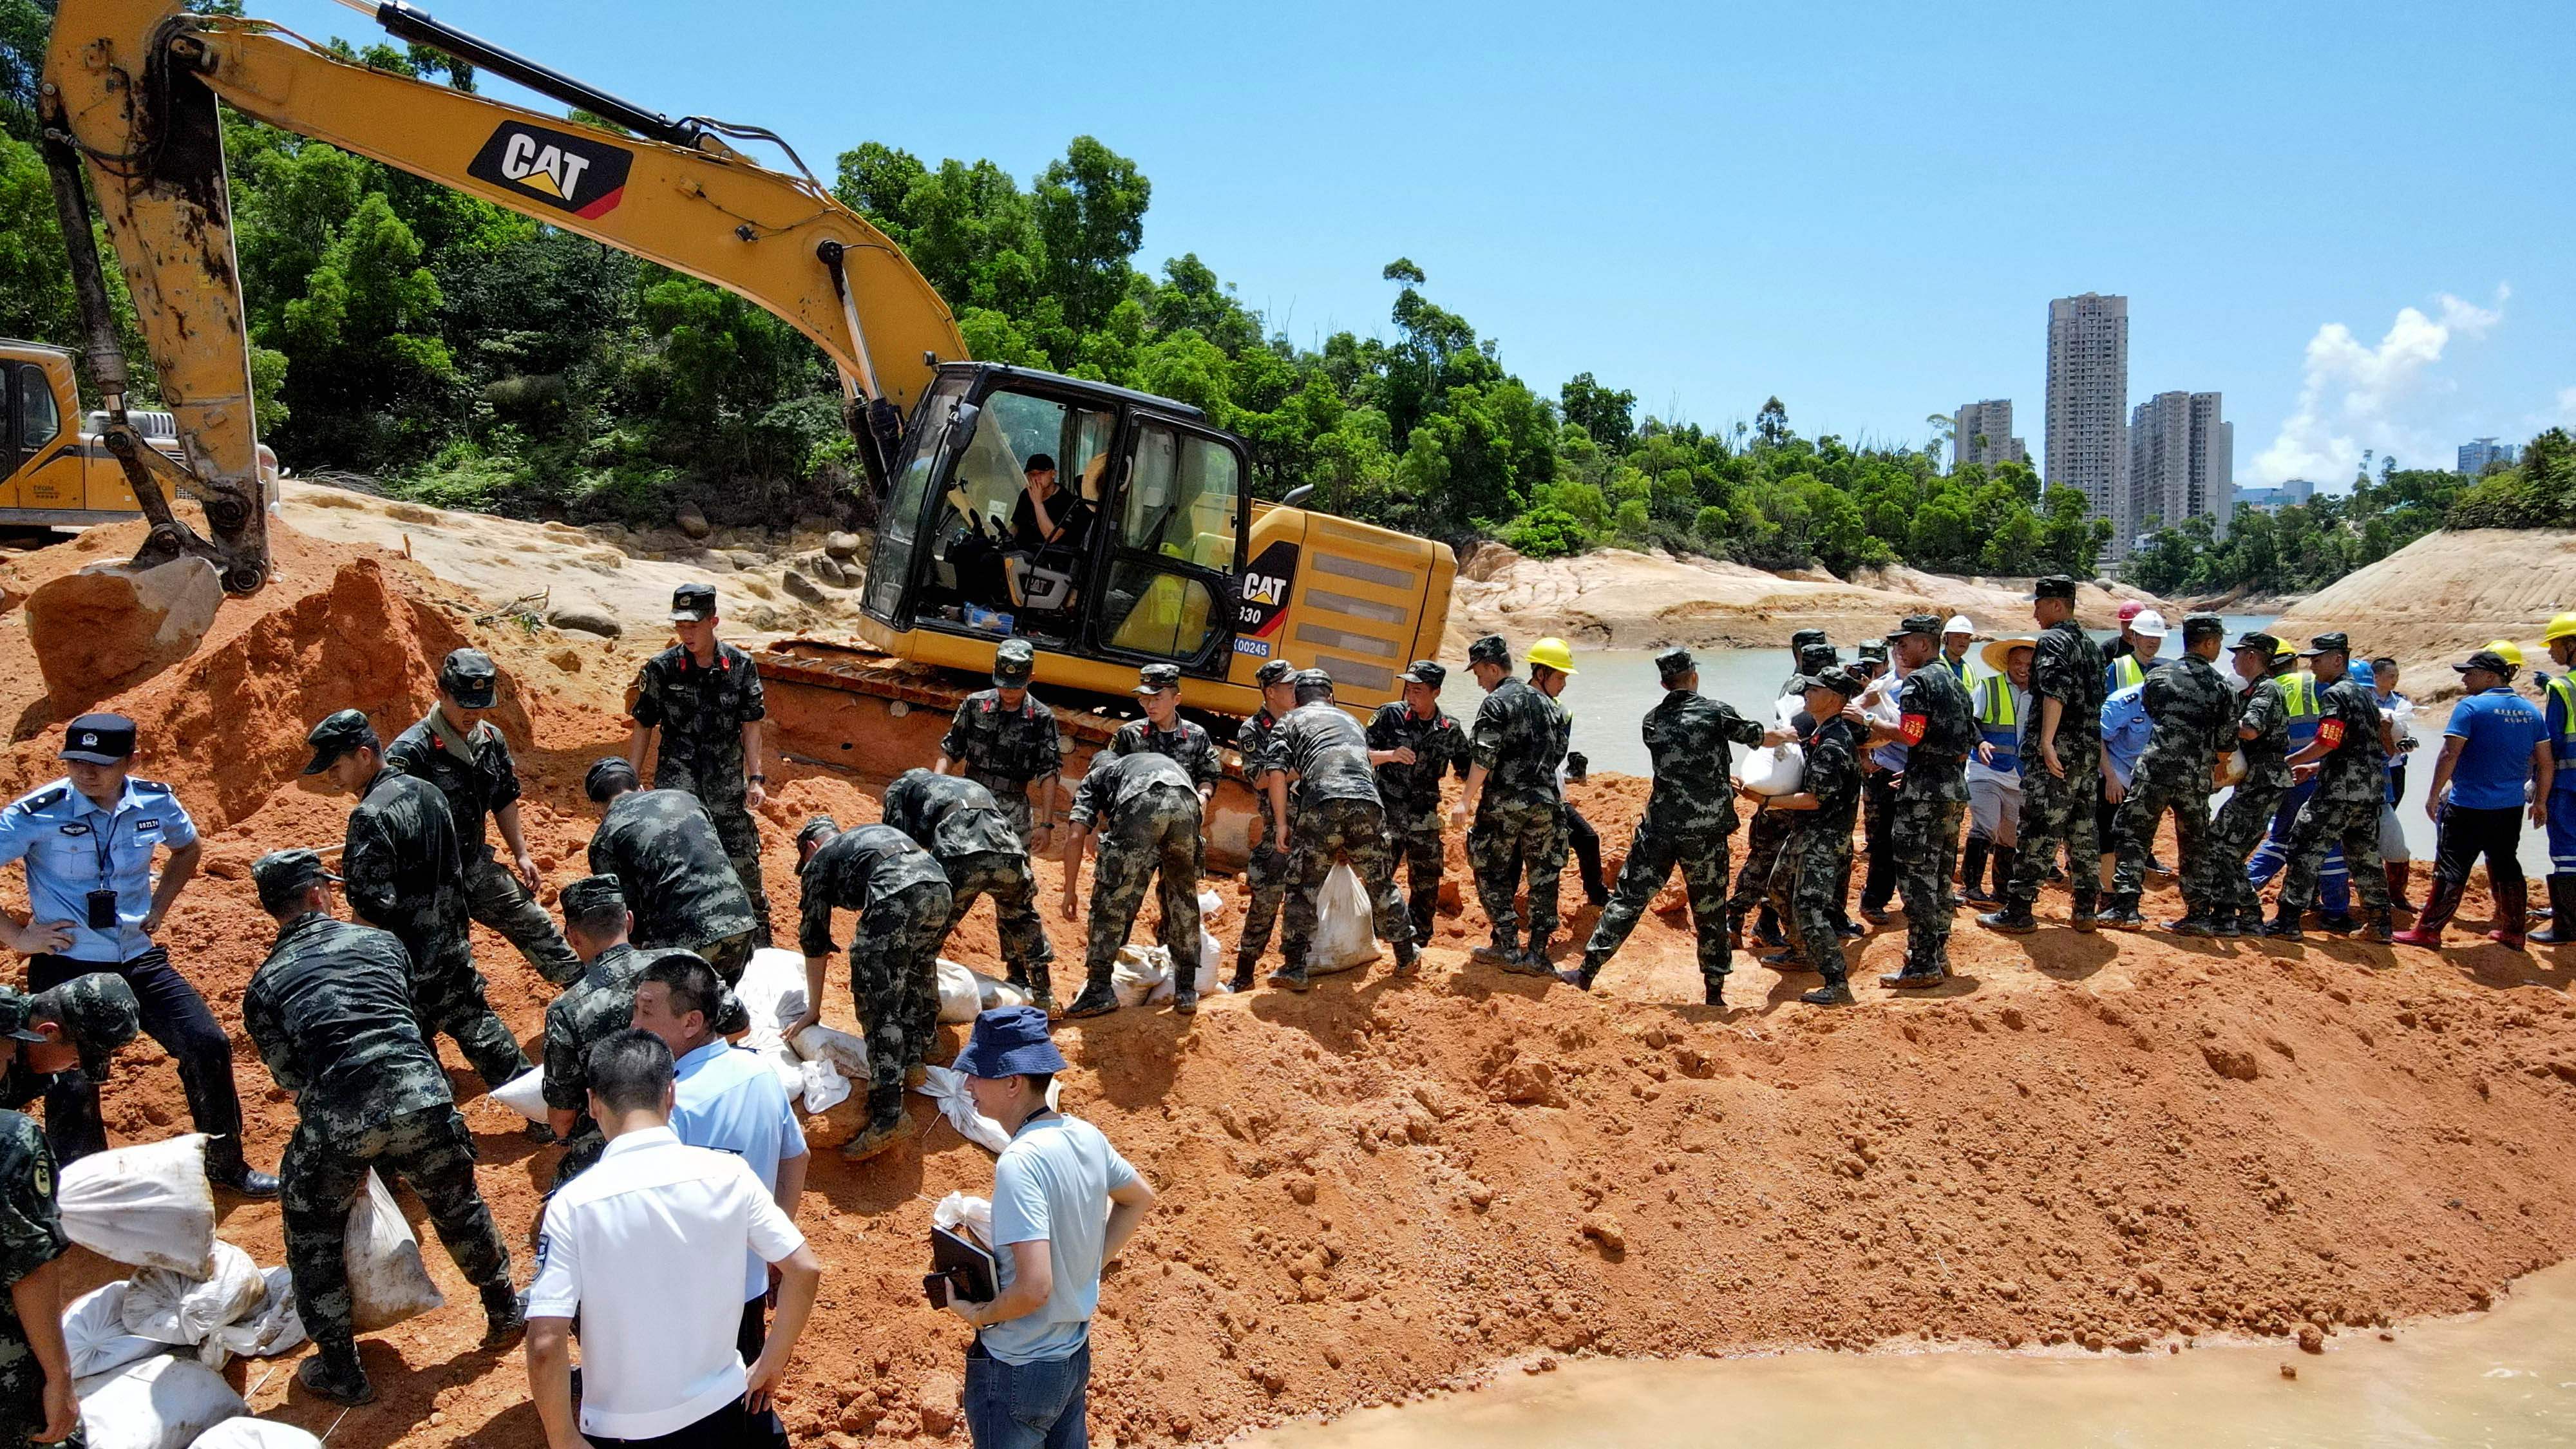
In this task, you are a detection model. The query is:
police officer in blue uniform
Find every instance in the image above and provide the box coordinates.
[0,714,278,1197]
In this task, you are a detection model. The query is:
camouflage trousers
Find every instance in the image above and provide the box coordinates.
[1236,840,1289,972]
[466,851,583,988]
[852,880,952,1107]
[2278,786,2391,916]
[705,795,773,949]
[1086,784,1204,982]
[1385,805,1446,943]
[2201,777,2288,924]
[1470,795,1566,953]
[1785,826,1853,988]
[2005,753,2102,908]
[2110,764,2213,911]
[980,781,1037,842]
[942,850,1054,994]
[1282,797,1412,968]
[1583,826,1730,987]
[1728,806,1792,918]
[413,953,530,1091]
[282,1105,509,1361]
[1890,795,1965,974]
[0,1330,77,1449]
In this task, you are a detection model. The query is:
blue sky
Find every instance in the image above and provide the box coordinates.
[259,0,2573,488]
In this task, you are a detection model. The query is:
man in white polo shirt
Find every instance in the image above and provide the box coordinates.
[527,1030,822,1449]
[632,953,807,1449]
[945,1007,1157,1449]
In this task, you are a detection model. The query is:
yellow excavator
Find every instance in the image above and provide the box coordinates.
[35,0,1454,726]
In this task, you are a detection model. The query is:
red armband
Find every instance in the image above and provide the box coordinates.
[2314,719,2346,749]
[1899,714,1928,746]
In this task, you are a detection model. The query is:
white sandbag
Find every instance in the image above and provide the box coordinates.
[914,1066,1059,1155]
[733,947,811,1032]
[969,969,1027,1010]
[741,1030,802,1099]
[934,957,983,1024]
[1738,741,1805,795]
[489,1066,549,1124]
[797,1059,850,1114]
[59,1136,216,1279]
[930,1191,993,1249]
[1311,864,1381,974]
[790,1023,869,1079]
[200,1268,303,1367]
[1197,887,1227,925]
[1774,692,1806,730]
[63,1283,162,1379]
[1111,945,1170,1007]
[345,1171,444,1332]
[74,1354,245,1449]
[189,1420,321,1449]
[122,1242,264,1348]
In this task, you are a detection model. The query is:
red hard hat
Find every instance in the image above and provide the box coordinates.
[2116,600,2145,622]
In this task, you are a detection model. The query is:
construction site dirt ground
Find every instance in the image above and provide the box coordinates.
[6,520,2576,1448]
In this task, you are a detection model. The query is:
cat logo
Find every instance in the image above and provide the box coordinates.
[467,122,634,220]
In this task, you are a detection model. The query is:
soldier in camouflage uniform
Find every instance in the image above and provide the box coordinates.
[0,978,140,1117]
[1229,661,1300,990]
[1110,663,1222,804]
[1262,670,1417,992]
[1564,649,1782,1002]
[1367,660,1471,948]
[1982,576,2110,934]
[793,817,952,1161]
[585,758,757,1028]
[1870,617,1977,986]
[0,1109,76,1448]
[884,768,1055,1009]
[1457,636,1573,969]
[936,638,1065,844]
[386,649,582,987]
[1756,667,1868,1006]
[2265,633,2396,943]
[242,849,519,1407]
[1060,748,1204,1018]
[627,582,773,945]
[541,877,684,1184]
[2105,614,2236,931]
[2199,632,2295,936]
[1734,638,1841,945]
[305,710,529,1091]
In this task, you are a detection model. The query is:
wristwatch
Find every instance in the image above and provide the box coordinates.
[749,773,768,783]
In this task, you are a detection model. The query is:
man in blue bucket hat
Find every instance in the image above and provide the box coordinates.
[943,1007,1157,1448]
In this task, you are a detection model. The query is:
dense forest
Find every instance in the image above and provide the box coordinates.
[2,1,2558,594]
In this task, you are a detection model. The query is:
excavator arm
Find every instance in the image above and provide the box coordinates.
[41,0,967,592]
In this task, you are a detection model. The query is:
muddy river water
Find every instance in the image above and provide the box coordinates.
[1247,1262,2576,1448]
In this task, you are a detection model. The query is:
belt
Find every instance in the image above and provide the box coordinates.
[967,770,1033,790]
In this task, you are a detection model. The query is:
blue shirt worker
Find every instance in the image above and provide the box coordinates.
[2396,649,2553,949]
[632,953,808,1449]
[2533,614,2576,944]
[0,713,277,1197]
[945,1008,1157,1449]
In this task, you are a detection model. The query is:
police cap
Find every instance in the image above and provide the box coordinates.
[1399,660,1446,690]
[1133,662,1182,696]
[583,755,640,802]
[300,709,380,776]
[1466,634,1512,668]
[58,712,137,765]
[251,848,342,915]
[2029,575,2079,601]
[991,638,1036,686]
[670,582,717,623]
[2181,613,2226,642]
[1255,658,1296,688]
[439,648,499,708]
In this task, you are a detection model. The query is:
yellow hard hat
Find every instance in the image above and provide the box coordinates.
[2546,613,2576,645]
[2486,639,2526,668]
[1528,637,1578,674]
[2273,638,2297,660]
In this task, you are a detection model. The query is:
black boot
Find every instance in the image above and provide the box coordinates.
[2394,875,2467,947]
[2096,894,2146,931]
[1754,907,1788,948]
[1062,965,1121,1019]
[2532,875,2576,944]
[1978,900,2038,934]
[1959,839,1992,904]
[2069,890,2098,934]
[481,1280,527,1347]
[299,1349,375,1406]
[2262,903,2306,941]
[1268,957,1312,992]
[840,1086,911,1161]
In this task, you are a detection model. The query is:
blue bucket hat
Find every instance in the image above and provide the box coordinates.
[955,1006,1068,1079]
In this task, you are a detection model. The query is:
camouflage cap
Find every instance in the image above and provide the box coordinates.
[2298,631,2353,658]
[1293,667,1336,694]
[2181,613,2226,641]
[1802,666,1866,699]
[1400,660,1446,689]
[1886,614,1946,641]
[1254,658,1296,688]
[2029,575,2079,601]
[2230,630,2280,655]
[796,814,841,851]
[583,755,640,802]
[1466,634,1512,667]
[300,708,380,776]
[1788,628,1830,650]
[1133,662,1182,696]
[558,875,627,918]
[24,974,142,1079]
[439,648,499,708]
[1796,643,1839,672]
[1856,639,1888,663]
[251,848,342,914]
[1654,648,1694,681]
[991,637,1036,686]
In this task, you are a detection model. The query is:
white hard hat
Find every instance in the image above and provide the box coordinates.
[1944,615,1974,636]
[2130,610,2170,638]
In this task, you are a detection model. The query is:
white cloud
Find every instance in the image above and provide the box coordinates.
[2248,285,2509,486]
[2553,385,2576,427]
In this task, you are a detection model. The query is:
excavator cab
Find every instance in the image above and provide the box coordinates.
[863,362,1250,681]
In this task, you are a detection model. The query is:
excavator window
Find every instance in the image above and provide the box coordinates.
[17,368,59,455]
[1098,420,1242,663]
[922,387,1113,626]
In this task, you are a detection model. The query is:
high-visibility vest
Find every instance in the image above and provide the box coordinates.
[2108,654,2147,692]
[2547,675,2576,768]
[1975,674,2023,774]
[2277,670,2322,748]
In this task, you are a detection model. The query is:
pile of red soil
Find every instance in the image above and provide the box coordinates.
[6,523,2576,1448]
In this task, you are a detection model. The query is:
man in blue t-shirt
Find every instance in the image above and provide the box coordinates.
[2397,649,2553,949]
[946,1008,1157,1449]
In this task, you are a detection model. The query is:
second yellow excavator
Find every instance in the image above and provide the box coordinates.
[37,0,1454,722]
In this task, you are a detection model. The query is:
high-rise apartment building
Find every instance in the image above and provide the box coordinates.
[2459,437,2519,476]
[1952,399,2029,471]
[2127,391,2233,544]
[2045,293,2129,541]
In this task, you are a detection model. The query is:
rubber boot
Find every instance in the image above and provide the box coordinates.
[299,1346,375,1406]
[840,1086,911,1161]
[2385,861,2414,913]
[2532,876,2576,944]
[481,1279,527,1348]
[1959,839,1992,905]
[2392,875,2465,947]
[2486,876,2530,951]
[1062,964,1121,1019]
